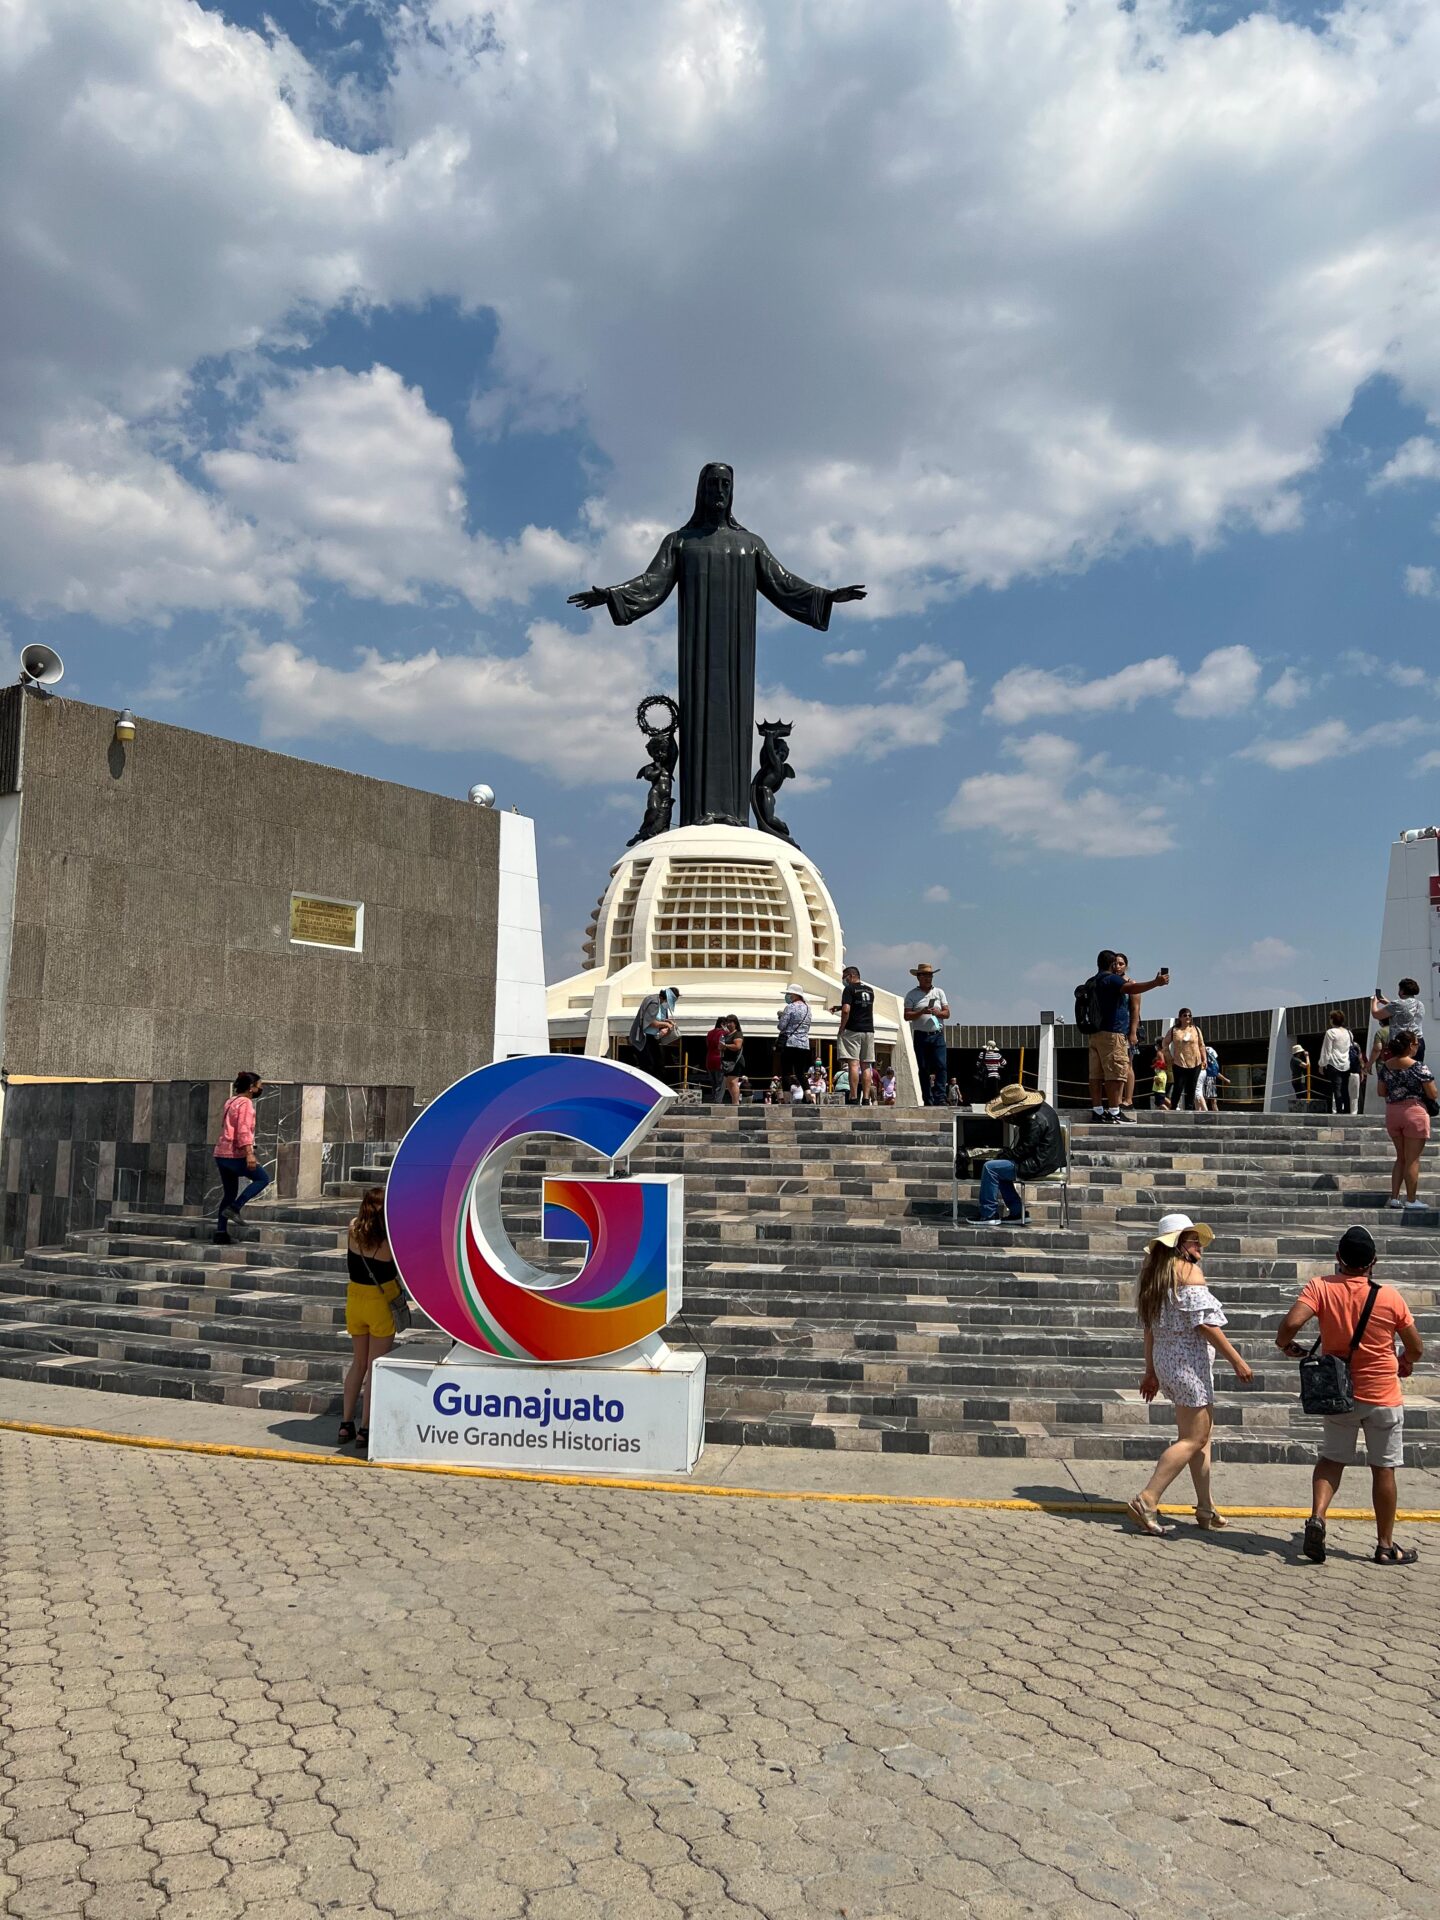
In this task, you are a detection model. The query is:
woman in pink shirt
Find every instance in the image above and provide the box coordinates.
[213,1071,271,1244]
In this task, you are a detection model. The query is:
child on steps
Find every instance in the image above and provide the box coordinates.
[1127,1212,1253,1535]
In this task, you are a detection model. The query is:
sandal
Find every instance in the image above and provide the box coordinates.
[1194,1506,1229,1531]
[337,1420,357,1446]
[1302,1518,1327,1563]
[1374,1543,1419,1566]
[1125,1495,1170,1536]
[356,1427,370,1455]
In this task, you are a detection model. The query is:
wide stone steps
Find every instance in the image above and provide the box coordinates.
[2,1107,1436,1463]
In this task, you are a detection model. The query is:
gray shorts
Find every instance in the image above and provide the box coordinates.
[1319,1401,1404,1469]
[838,1032,876,1063]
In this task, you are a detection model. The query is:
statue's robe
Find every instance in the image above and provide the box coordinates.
[604,526,831,827]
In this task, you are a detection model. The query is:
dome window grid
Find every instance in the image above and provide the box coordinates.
[650,858,794,972]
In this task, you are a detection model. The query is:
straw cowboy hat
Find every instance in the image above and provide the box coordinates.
[909,961,941,976]
[1146,1211,1214,1251]
[986,1082,1043,1120]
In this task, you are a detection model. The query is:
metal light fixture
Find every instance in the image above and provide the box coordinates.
[467,783,496,807]
[113,708,137,744]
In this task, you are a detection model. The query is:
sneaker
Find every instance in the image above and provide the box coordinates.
[1404,1199,1428,1212]
[1111,1110,1137,1124]
[1385,1197,1405,1210]
[1091,1106,1106,1120]
[999,1213,1028,1227]
[975,1211,1002,1224]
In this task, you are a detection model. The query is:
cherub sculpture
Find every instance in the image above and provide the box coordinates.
[751,719,797,845]
[629,695,680,847]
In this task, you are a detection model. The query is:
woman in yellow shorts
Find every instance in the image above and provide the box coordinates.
[339,1186,402,1452]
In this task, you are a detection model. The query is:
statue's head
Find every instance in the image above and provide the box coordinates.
[691,462,736,525]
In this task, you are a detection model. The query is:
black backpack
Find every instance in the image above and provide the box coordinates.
[1074,976,1104,1035]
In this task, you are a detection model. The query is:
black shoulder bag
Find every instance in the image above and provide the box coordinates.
[1298,1282,1380,1417]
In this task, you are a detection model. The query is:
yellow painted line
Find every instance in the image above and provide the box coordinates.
[2,1417,1438,1521]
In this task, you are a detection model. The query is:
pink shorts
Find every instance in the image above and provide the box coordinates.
[1386,1099,1431,1143]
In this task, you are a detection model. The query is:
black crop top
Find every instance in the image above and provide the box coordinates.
[347,1245,397,1285]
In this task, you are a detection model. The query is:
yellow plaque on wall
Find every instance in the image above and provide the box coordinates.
[289,894,363,951]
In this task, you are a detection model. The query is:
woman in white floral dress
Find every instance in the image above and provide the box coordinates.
[1127,1212,1253,1535]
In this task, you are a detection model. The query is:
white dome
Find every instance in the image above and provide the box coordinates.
[592,824,840,979]
[546,822,916,1097]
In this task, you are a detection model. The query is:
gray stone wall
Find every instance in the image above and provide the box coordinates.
[0,1077,416,1258]
[0,690,500,1097]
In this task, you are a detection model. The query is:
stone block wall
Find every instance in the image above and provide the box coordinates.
[0,1077,415,1258]
[0,688,503,1098]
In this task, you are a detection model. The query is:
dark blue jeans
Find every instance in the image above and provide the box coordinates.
[914,1031,948,1105]
[215,1156,271,1229]
[978,1158,1022,1220]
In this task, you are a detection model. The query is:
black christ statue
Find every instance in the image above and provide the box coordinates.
[569,463,865,828]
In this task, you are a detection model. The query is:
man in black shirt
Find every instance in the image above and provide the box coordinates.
[833,966,877,1104]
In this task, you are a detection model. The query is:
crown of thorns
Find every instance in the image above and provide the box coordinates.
[637,694,679,736]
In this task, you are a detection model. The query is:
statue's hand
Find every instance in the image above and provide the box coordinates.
[567,588,607,611]
[830,584,867,603]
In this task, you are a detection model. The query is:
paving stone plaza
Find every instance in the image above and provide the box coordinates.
[2,1424,1438,1920]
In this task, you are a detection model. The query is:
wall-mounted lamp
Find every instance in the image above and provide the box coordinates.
[467,783,496,807]
[113,709,137,744]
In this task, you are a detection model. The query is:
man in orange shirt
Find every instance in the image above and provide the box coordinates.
[1276,1225,1424,1566]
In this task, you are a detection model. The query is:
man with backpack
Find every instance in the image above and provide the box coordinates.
[1077,952,1169,1123]
[1275,1225,1424,1566]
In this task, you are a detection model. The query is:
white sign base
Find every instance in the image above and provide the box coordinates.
[368,1345,706,1477]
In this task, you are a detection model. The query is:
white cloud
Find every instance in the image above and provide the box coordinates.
[0,413,299,623]
[987,645,1259,725]
[941,733,1173,857]
[1405,565,1439,598]
[8,1,1440,621]
[823,648,866,667]
[1239,716,1419,771]
[1223,936,1300,974]
[923,884,951,905]
[204,366,587,610]
[986,656,1183,724]
[1185,644,1262,716]
[878,645,970,710]
[1373,438,1440,488]
[1264,668,1309,708]
[238,623,968,783]
[239,622,661,785]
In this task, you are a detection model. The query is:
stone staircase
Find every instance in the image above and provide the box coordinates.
[1,1108,1437,1464]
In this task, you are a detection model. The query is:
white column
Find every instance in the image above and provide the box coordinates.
[1037,1023,1056,1105]
[492,812,549,1060]
[1262,1006,1288,1113]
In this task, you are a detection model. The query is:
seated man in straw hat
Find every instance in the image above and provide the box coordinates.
[975,1082,1065,1225]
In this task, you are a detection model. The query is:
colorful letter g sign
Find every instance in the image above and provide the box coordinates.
[384,1056,682,1364]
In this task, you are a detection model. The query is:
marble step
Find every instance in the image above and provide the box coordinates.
[701,1374,1438,1431]
[700,1409,1440,1467]
[2,1339,1431,1468]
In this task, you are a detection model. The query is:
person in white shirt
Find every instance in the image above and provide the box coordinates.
[1318,1010,1355,1115]
[775,986,813,1091]
[904,963,951,1106]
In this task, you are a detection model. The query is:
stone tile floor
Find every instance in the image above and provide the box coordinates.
[2,1427,1437,1920]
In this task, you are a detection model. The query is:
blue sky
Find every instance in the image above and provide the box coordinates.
[3,1,1440,1026]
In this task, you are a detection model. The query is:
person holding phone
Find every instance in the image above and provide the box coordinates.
[1087,953,1170,1123]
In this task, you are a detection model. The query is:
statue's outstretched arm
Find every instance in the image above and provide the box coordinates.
[569,535,678,625]
[756,541,866,631]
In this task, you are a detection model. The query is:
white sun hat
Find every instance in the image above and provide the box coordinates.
[1147,1211,1214,1250]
